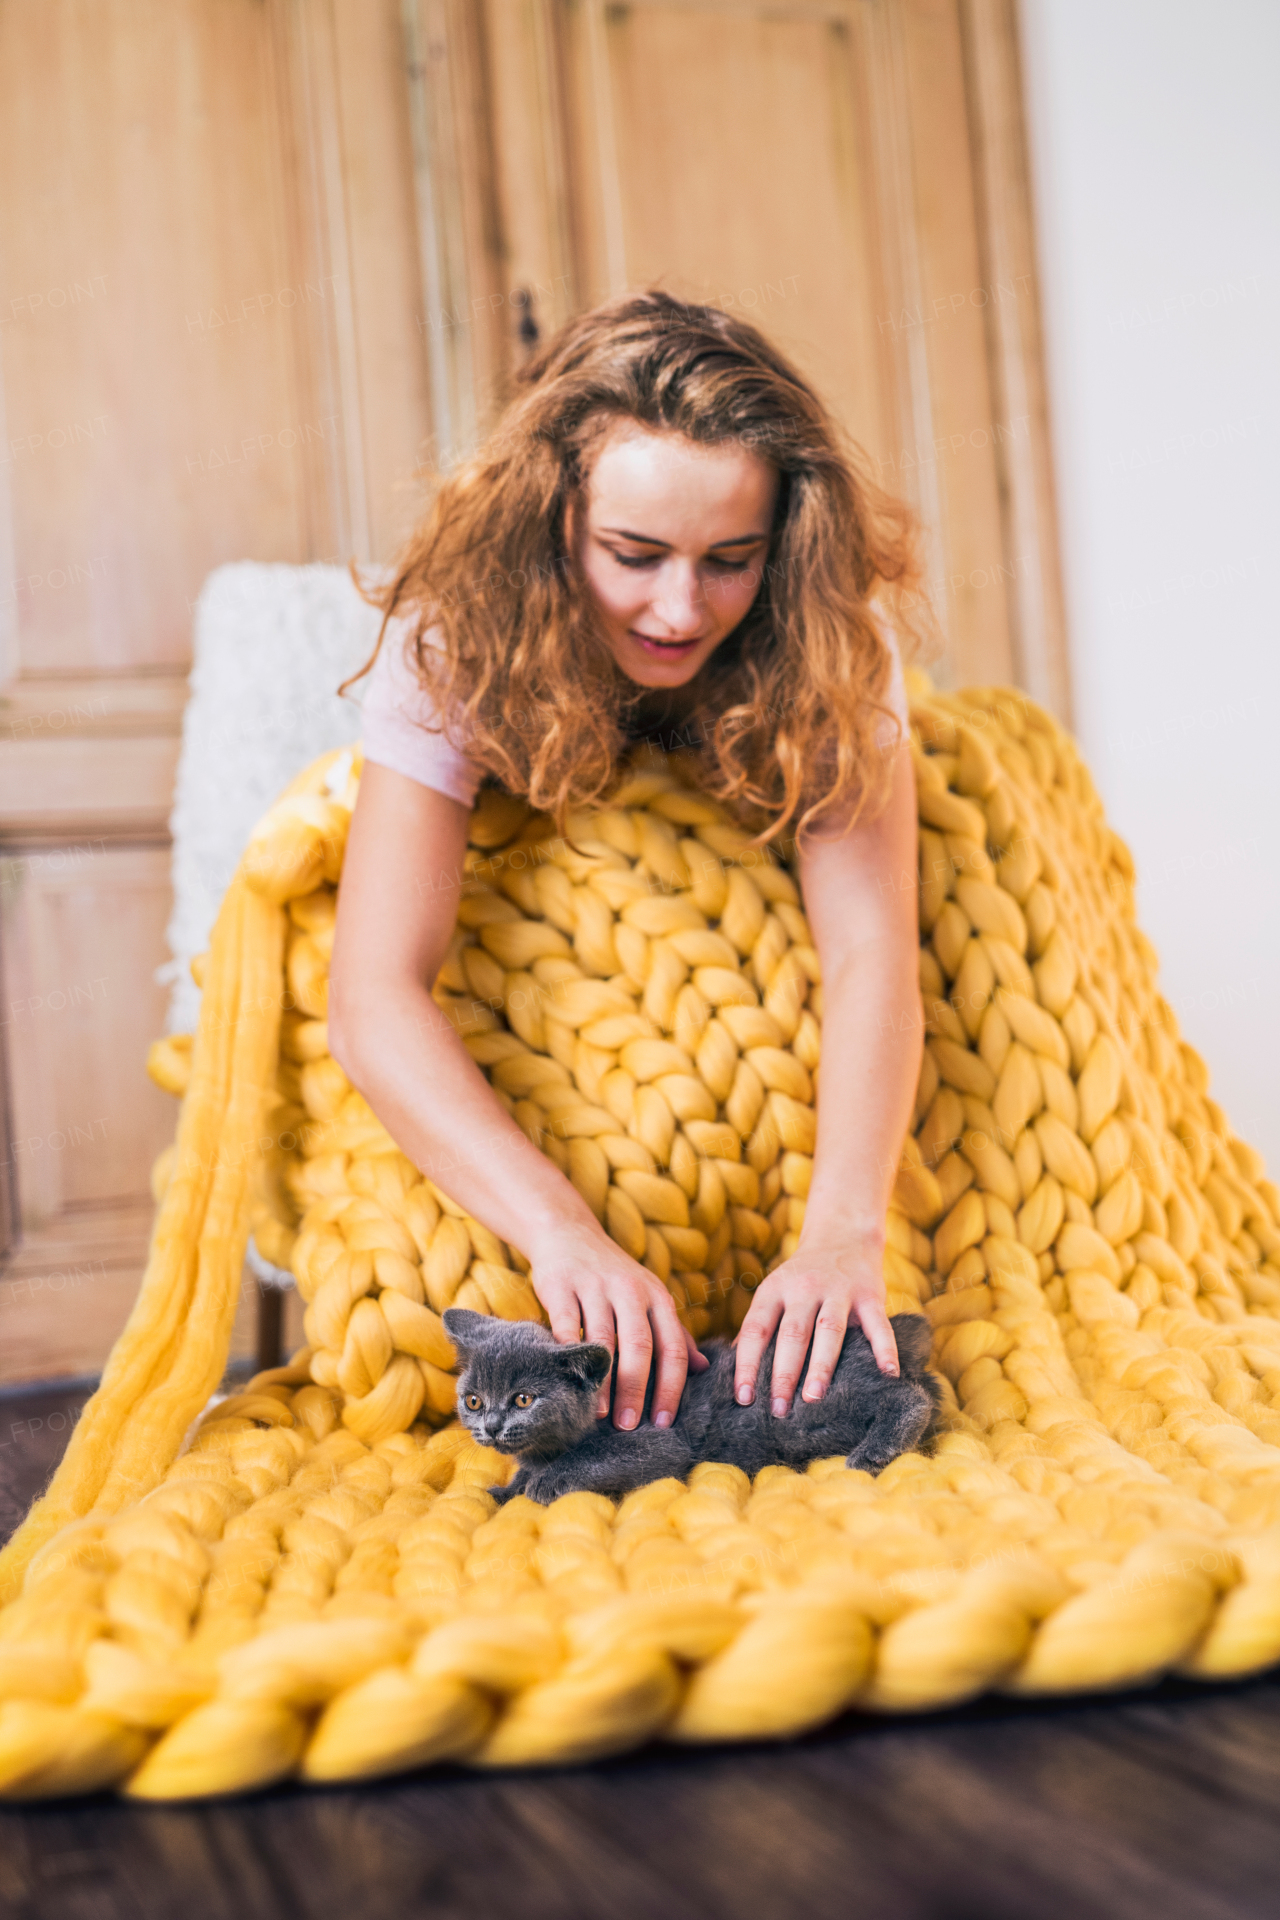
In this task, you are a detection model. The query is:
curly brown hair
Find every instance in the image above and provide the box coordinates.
[345,286,932,846]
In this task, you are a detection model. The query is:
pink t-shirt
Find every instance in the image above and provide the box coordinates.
[360,610,910,804]
[359,615,484,807]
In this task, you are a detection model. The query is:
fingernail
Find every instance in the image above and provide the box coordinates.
[654,1410,672,1428]
[885,1365,899,1377]
[736,1385,754,1405]
[618,1408,638,1430]
[771,1397,788,1418]
[802,1386,821,1402]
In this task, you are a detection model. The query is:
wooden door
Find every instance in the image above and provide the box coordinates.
[410,0,1066,700]
[0,0,433,1378]
[0,0,1065,1381]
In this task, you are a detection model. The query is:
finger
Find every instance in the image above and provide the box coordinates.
[543,1288,585,1348]
[685,1328,711,1372]
[801,1303,852,1403]
[732,1290,783,1405]
[611,1307,653,1431]
[579,1291,617,1416]
[769,1302,820,1417]
[648,1297,691,1429]
[856,1296,900,1376]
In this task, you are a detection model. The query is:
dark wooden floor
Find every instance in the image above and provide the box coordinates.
[2,1380,1278,1920]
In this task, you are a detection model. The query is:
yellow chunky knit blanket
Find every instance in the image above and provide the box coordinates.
[2,678,1279,1802]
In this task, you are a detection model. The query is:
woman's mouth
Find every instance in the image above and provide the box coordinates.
[629,630,703,659]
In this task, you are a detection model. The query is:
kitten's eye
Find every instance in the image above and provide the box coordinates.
[513,1392,533,1409]
[464,1393,482,1412]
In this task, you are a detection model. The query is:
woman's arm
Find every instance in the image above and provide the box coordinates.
[732,740,923,1413]
[328,762,702,1430]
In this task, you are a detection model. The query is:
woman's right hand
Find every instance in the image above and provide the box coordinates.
[331,764,706,1435]
[526,1218,708,1430]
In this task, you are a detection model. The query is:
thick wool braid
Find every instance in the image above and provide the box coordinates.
[270,758,831,1429]
[0,873,287,1607]
[3,685,1280,1801]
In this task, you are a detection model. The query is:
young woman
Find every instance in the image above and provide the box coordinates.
[328,288,928,1442]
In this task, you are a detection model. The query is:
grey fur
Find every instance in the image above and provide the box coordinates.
[442,1308,941,1507]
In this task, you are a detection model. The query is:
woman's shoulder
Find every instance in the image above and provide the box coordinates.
[867,599,910,738]
[359,611,483,807]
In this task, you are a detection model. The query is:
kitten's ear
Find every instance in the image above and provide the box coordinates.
[888,1313,933,1377]
[442,1308,494,1355]
[561,1341,613,1389]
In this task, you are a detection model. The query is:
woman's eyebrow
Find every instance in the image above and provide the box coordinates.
[600,526,769,548]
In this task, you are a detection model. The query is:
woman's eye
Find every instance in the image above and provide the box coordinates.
[610,550,747,572]
[513,1392,533,1408]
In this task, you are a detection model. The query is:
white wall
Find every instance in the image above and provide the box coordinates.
[1018,0,1280,1173]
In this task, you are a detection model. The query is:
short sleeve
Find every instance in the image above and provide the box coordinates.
[359,615,483,808]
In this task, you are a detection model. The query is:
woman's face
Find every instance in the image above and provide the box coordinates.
[571,421,781,690]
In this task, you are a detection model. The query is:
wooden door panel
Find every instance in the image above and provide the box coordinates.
[897,0,1012,656]
[330,0,438,557]
[0,0,304,674]
[481,0,579,368]
[595,5,897,459]
[455,0,1051,687]
[0,0,435,1378]
[0,846,174,1228]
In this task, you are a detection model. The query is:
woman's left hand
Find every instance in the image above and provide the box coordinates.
[731,1229,900,1416]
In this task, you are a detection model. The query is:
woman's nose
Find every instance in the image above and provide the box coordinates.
[649,565,706,635]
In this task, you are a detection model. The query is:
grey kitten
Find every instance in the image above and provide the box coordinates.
[442,1308,940,1507]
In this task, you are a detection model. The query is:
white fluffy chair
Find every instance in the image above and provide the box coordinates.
[161,560,381,1034]
[162,561,383,1358]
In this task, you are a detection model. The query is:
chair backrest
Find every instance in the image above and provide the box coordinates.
[162,560,383,1032]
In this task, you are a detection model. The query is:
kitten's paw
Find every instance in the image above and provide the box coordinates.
[489,1481,519,1505]
[522,1471,569,1507]
[845,1440,921,1476]
[845,1449,892,1476]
